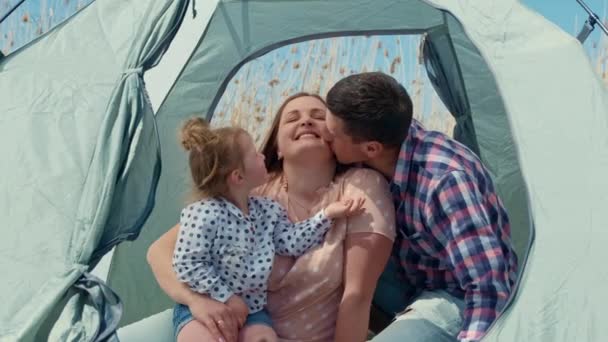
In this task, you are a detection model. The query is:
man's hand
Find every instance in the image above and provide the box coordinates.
[187,294,239,342]
[226,295,250,328]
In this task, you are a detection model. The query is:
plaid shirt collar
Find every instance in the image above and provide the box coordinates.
[391,119,423,193]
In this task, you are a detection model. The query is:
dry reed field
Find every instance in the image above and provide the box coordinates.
[211,35,458,145]
[1,1,606,146]
[211,29,608,146]
[1,0,93,54]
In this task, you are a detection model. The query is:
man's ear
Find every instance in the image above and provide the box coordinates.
[227,168,244,186]
[361,141,384,159]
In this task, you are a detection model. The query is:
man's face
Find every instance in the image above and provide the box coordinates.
[324,111,369,164]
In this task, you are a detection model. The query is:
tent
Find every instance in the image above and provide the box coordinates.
[1,0,607,341]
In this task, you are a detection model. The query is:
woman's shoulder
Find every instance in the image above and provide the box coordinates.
[337,167,396,240]
[336,167,388,188]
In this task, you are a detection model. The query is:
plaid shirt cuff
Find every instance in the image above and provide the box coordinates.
[457,329,486,341]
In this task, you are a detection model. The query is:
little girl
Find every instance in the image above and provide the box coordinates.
[172,118,364,342]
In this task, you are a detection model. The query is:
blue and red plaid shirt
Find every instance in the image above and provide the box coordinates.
[390,120,518,341]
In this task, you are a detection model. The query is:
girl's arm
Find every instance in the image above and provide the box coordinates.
[272,197,364,257]
[271,199,331,257]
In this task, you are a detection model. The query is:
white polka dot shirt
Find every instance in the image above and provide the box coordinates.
[172,196,332,313]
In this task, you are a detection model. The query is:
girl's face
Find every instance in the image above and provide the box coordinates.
[239,133,268,189]
[275,96,333,161]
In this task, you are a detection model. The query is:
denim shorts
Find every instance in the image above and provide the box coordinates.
[172,303,273,340]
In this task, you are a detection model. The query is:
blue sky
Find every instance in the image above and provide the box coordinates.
[525,0,607,44]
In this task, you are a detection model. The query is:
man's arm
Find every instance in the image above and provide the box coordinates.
[425,171,514,341]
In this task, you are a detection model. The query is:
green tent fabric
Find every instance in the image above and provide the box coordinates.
[422,24,481,157]
[0,0,189,340]
[438,1,608,341]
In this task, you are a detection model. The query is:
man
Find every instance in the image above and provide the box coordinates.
[324,72,518,341]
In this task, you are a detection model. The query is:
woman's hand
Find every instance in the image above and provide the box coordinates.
[187,294,240,342]
[324,197,366,219]
[226,295,250,328]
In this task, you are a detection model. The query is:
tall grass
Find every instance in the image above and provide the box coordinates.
[1,1,606,145]
[592,20,608,84]
[212,26,608,147]
[212,35,456,146]
[0,0,93,54]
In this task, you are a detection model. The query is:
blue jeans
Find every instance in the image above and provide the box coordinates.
[172,304,273,340]
[372,258,413,315]
[371,290,465,342]
[371,259,465,342]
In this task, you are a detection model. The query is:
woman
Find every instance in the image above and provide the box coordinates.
[147,93,396,342]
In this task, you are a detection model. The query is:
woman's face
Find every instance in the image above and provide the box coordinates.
[275,96,333,162]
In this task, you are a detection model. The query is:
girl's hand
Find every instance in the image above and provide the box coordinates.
[324,197,366,219]
[188,294,239,342]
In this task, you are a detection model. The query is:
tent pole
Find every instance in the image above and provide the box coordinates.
[0,0,26,60]
[0,0,26,25]
[576,0,608,43]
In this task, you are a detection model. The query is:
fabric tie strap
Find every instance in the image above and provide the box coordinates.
[74,272,123,342]
[122,67,143,76]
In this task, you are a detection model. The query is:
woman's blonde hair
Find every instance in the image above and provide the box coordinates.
[180,117,247,200]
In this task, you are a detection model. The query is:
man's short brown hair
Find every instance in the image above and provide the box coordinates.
[326,72,413,148]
